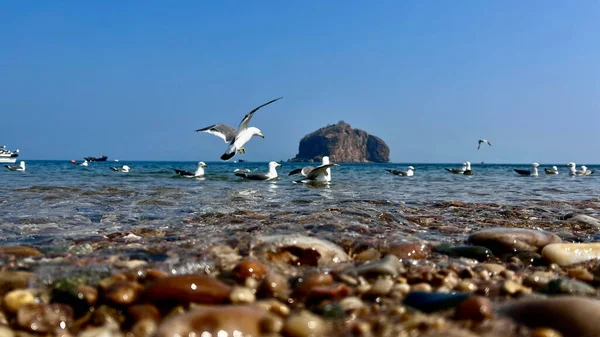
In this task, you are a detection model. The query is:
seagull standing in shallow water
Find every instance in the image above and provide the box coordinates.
[567,162,581,176]
[580,165,595,176]
[445,162,467,174]
[289,156,338,183]
[173,162,207,178]
[463,161,473,175]
[111,165,130,173]
[478,139,492,150]
[386,166,415,177]
[4,161,25,172]
[235,161,281,181]
[544,166,559,175]
[514,163,540,176]
[196,97,283,161]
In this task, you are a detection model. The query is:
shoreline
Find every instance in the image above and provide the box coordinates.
[0,199,600,336]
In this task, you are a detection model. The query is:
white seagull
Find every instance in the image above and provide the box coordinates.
[288,156,339,183]
[386,166,415,177]
[235,161,281,181]
[110,165,130,173]
[514,162,540,176]
[463,161,473,175]
[580,165,595,176]
[567,162,581,176]
[544,166,559,175]
[445,162,467,174]
[478,139,492,150]
[5,161,25,172]
[196,97,283,161]
[70,159,89,167]
[173,162,207,178]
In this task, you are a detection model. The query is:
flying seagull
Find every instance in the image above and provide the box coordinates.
[196,97,283,161]
[478,139,492,150]
[445,162,467,174]
[544,166,559,175]
[386,166,415,177]
[235,161,281,181]
[289,156,338,183]
[514,162,540,176]
[5,161,25,172]
[173,162,207,178]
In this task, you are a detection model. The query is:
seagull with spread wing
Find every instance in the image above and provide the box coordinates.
[196,97,283,161]
[478,139,492,150]
[289,156,338,183]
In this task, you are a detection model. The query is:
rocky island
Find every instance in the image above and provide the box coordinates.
[289,121,390,162]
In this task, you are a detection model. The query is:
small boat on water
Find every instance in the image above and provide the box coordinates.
[84,155,108,162]
[0,146,19,164]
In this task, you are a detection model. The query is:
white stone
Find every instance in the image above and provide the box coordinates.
[542,243,600,266]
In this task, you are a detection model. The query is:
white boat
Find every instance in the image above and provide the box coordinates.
[0,146,19,164]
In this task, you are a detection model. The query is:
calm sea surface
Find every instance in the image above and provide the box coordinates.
[1,160,598,250]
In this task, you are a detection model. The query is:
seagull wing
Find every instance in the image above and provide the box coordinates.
[173,169,194,177]
[235,172,270,180]
[386,169,404,175]
[289,166,315,176]
[196,124,237,143]
[238,97,283,131]
[305,164,338,180]
[514,169,531,175]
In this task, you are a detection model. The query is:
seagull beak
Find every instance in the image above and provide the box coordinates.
[277,163,282,167]
[258,133,265,138]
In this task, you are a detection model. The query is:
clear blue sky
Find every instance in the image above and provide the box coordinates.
[1,1,598,163]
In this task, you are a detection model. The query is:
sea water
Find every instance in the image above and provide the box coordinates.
[0,160,598,251]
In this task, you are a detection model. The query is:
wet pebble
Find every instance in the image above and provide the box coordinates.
[0,271,32,295]
[343,254,402,278]
[468,227,561,253]
[454,296,493,321]
[567,268,594,282]
[539,278,596,296]
[127,304,161,324]
[283,310,329,337]
[564,214,600,228]
[0,326,14,337]
[252,234,350,267]
[385,241,430,260]
[143,274,231,305]
[229,286,256,304]
[154,305,267,337]
[232,259,269,281]
[403,291,470,313]
[3,289,35,313]
[104,281,143,306]
[542,243,600,266]
[17,303,73,333]
[498,296,600,337]
[433,244,494,262]
[259,271,290,300]
[0,246,43,258]
[523,271,556,288]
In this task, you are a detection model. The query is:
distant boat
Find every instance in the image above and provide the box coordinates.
[0,146,19,164]
[84,155,108,162]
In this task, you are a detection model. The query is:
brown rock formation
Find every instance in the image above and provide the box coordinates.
[289,121,390,162]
